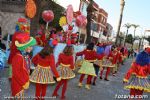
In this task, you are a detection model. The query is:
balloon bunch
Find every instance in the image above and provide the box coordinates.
[76,15,87,28]
[58,5,87,44]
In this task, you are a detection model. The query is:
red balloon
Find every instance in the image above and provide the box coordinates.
[75,15,87,27]
[42,10,54,22]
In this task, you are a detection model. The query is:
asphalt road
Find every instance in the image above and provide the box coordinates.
[0,58,150,100]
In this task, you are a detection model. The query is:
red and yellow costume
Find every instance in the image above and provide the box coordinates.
[124,62,150,92]
[30,54,60,99]
[100,49,118,79]
[53,53,75,99]
[8,32,21,78]
[10,19,36,98]
[11,52,29,96]
[76,49,102,89]
[8,18,30,79]
[123,50,150,96]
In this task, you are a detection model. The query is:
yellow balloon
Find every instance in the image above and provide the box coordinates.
[59,16,67,27]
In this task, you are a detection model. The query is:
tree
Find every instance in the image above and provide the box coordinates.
[131,24,139,48]
[123,23,132,46]
[126,34,133,44]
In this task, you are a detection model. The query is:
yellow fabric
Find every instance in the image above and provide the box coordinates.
[85,59,96,62]
[124,85,150,92]
[23,81,30,89]
[15,37,33,47]
[60,63,70,67]
[75,59,84,68]
[123,78,129,82]
[38,65,51,69]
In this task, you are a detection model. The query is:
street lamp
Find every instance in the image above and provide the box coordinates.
[115,0,125,45]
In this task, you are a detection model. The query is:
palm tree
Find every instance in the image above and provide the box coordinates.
[115,0,125,44]
[132,24,139,37]
[123,23,132,46]
[131,24,139,48]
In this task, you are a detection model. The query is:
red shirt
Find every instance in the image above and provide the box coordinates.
[57,53,74,69]
[11,52,29,96]
[76,49,103,61]
[32,54,59,77]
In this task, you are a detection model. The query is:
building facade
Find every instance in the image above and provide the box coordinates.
[79,0,108,43]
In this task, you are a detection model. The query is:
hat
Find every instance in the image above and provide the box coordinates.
[145,47,150,54]
[49,39,58,48]
[15,34,36,51]
[15,18,30,34]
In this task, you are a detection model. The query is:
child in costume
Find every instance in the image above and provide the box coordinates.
[92,43,105,85]
[52,42,75,99]
[100,43,112,81]
[123,48,150,98]
[11,33,36,98]
[76,42,101,89]
[8,18,30,80]
[30,46,61,100]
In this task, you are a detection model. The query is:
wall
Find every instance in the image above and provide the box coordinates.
[0,0,25,38]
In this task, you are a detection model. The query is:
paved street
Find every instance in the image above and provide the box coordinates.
[0,58,150,100]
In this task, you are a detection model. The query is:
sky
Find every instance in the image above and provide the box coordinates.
[57,0,150,37]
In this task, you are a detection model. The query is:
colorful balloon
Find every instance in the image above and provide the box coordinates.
[75,15,87,27]
[25,0,36,18]
[42,10,54,22]
[66,5,73,24]
[59,16,67,27]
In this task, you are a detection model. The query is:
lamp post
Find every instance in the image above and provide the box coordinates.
[115,0,125,45]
